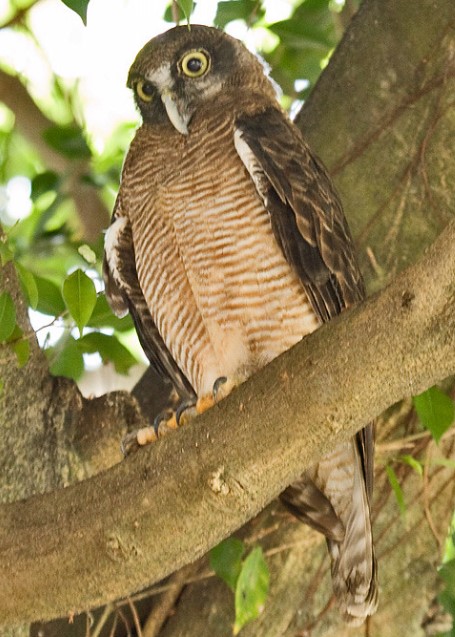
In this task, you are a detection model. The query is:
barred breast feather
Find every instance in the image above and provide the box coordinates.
[120,110,319,397]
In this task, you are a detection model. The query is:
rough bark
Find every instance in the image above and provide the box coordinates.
[0,219,454,627]
[296,0,455,289]
[0,246,146,636]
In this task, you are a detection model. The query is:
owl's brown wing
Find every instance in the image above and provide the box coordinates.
[235,106,365,321]
[103,197,196,402]
[235,106,375,509]
[235,108,377,621]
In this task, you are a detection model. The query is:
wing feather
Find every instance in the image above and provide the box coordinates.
[235,108,365,320]
[235,107,373,477]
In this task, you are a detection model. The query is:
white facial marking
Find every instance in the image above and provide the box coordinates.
[147,63,172,91]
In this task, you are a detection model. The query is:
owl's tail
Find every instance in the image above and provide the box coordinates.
[281,436,378,624]
[327,445,378,625]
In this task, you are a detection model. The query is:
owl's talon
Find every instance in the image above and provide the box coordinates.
[153,409,174,436]
[121,431,139,456]
[213,376,228,399]
[176,399,197,426]
[212,376,236,401]
[193,376,238,415]
[121,426,158,456]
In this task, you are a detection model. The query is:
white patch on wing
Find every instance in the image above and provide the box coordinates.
[234,128,266,199]
[104,216,129,317]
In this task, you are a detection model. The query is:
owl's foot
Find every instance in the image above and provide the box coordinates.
[190,376,236,416]
[121,408,178,455]
[121,377,237,456]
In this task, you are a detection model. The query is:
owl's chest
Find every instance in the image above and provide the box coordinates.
[127,124,318,394]
[134,125,269,281]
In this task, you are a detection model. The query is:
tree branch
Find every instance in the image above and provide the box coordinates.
[1,219,454,627]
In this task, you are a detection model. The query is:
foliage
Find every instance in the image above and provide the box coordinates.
[0,291,15,341]
[440,515,455,635]
[413,386,455,444]
[385,464,406,515]
[386,386,455,513]
[210,538,270,633]
[60,0,89,25]
[62,268,97,336]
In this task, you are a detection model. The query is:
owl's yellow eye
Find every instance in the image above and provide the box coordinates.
[180,50,210,78]
[136,80,154,102]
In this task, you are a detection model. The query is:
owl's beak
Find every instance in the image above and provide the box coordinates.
[161,90,189,136]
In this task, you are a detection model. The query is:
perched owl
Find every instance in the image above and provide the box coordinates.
[103,25,378,624]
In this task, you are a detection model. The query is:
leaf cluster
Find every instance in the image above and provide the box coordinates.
[210,538,270,634]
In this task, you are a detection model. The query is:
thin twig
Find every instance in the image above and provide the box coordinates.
[116,607,132,637]
[423,441,443,549]
[91,604,114,637]
[127,597,143,637]
[108,613,118,637]
[172,0,180,25]
[142,563,197,637]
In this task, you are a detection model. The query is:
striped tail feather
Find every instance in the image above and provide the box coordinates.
[281,437,377,624]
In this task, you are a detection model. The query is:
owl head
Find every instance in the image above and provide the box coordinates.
[127,25,277,134]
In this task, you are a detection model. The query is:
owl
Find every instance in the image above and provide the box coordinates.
[103,24,378,624]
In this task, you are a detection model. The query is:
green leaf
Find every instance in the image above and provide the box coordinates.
[48,335,85,380]
[399,454,423,476]
[210,538,245,592]
[78,332,137,374]
[43,124,91,159]
[30,171,60,201]
[214,0,265,28]
[87,295,133,332]
[234,547,269,634]
[60,0,90,25]
[0,292,16,342]
[163,3,181,22]
[386,465,406,515]
[13,337,30,367]
[7,325,30,367]
[62,269,97,336]
[15,262,39,310]
[178,0,194,22]
[34,276,66,316]
[164,1,195,23]
[429,458,455,469]
[413,386,455,443]
[0,239,14,266]
[439,560,455,598]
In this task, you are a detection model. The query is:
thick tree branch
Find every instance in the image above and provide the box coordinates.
[0,219,454,626]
